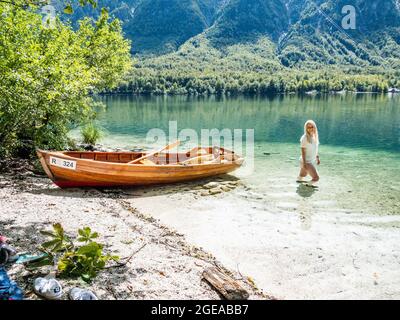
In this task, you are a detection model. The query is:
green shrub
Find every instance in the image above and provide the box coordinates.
[80,123,103,145]
[39,223,119,282]
[0,5,131,158]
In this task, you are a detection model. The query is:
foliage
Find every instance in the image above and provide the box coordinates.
[105,34,393,96]
[0,1,131,158]
[111,69,391,96]
[39,223,119,282]
[80,123,103,145]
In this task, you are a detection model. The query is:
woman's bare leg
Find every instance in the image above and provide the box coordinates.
[298,160,308,179]
[299,166,308,178]
[305,163,319,181]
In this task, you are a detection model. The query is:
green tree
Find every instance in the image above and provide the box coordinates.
[0,1,131,157]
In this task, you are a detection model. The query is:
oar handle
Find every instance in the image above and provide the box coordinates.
[128,140,180,164]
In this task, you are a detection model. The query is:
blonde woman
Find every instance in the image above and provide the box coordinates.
[297,120,320,186]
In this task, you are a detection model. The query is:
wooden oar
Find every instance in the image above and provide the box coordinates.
[128,140,180,164]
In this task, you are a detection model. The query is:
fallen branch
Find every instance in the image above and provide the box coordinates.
[105,243,148,269]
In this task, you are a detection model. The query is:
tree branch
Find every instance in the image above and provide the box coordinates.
[104,243,148,269]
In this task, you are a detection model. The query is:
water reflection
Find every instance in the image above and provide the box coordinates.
[91,94,400,217]
[296,185,317,230]
[296,184,318,198]
[97,93,400,152]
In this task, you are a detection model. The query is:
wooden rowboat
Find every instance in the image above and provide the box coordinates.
[36,147,244,188]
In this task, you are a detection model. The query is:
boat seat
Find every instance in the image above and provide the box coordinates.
[138,158,157,165]
[178,154,215,165]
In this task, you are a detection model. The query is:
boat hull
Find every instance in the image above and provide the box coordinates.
[36,149,243,188]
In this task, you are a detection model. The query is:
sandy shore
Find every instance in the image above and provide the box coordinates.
[0,162,264,300]
[128,175,400,300]
[2,158,400,300]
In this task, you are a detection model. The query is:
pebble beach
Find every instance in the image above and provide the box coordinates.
[0,161,264,300]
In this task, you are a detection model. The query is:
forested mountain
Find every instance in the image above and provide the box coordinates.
[279,0,400,68]
[124,0,206,53]
[61,0,227,54]
[206,0,289,45]
[60,0,400,94]
[61,0,400,67]
[197,0,229,25]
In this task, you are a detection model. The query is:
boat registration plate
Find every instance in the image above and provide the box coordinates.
[49,157,76,170]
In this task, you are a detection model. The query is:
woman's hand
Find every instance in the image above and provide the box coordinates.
[316,156,321,165]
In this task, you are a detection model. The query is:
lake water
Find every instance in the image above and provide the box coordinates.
[91,93,400,216]
[77,93,400,299]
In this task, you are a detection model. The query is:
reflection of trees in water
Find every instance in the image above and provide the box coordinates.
[98,94,399,152]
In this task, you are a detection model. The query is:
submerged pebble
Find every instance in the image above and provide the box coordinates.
[209,187,222,195]
[220,186,232,192]
[203,182,219,189]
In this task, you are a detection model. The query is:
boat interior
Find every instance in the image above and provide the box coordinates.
[62,147,237,165]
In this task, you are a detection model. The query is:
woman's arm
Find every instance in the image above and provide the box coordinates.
[316,141,320,165]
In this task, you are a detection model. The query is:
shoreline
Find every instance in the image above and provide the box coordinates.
[2,153,399,300]
[97,90,399,97]
[0,163,267,300]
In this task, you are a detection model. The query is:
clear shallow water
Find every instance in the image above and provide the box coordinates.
[70,93,400,299]
[75,93,400,215]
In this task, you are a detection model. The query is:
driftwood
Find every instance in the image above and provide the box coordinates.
[202,266,249,300]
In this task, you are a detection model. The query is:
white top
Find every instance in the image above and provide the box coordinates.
[300,134,318,164]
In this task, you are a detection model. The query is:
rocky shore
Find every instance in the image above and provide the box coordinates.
[0,159,266,300]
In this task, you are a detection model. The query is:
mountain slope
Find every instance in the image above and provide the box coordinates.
[60,0,226,54]
[112,0,399,95]
[61,0,400,70]
[197,0,229,25]
[206,0,289,46]
[124,0,228,54]
[278,0,400,68]
[134,0,400,77]
[138,33,282,75]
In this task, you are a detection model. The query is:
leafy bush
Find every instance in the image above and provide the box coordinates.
[0,3,131,158]
[80,123,103,145]
[40,223,119,282]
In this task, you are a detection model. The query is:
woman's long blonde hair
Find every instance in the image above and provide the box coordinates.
[304,120,319,144]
